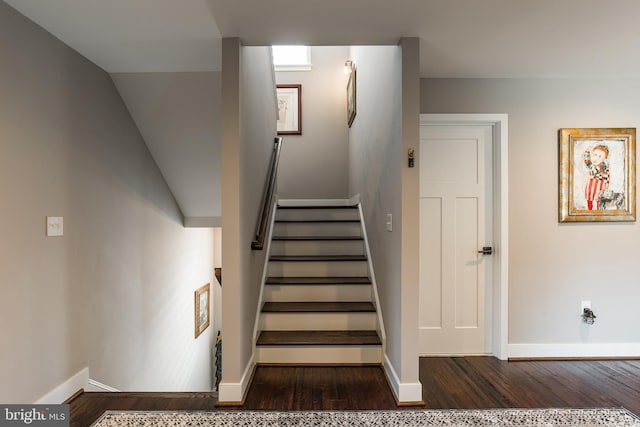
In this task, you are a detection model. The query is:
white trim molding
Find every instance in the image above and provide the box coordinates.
[218,354,255,404]
[383,355,424,404]
[419,114,509,360]
[86,379,120,392]
[508,343,640,359]
[35,367,89,404]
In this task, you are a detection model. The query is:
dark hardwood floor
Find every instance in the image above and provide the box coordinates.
[68,357,640,427]
[242,365,397,410]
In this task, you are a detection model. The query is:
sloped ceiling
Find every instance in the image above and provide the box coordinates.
[4,0,640,225]
[111,72,222,226]
[3,0,221,72]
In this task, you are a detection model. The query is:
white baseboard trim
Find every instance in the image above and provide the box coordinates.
[86,379,120,392]
[383,355,423,404]
[35,367,89,404]
[218,355,255,404]
[508,343,640,359]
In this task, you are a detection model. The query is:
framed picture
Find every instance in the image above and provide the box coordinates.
[559,128,636,222]
[276,84,302,135]
[194,283,211,338]
[347,68,356,127]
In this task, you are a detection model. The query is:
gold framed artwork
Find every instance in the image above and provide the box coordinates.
[276,84,302,135]
[346,66,356,128]
[559,128,636,222]
[194,283,211,338]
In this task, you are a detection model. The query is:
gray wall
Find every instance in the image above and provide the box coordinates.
[0,2,215,402]
[421,78,640,348]
[348,41,421,401]
[348,45,403,370]
[275,47,350,199]
[348,44,422,400]
[219,40,277,402]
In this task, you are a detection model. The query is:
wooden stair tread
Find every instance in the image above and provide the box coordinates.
[275,219,360,223]
[270,255,367,262]
[272,235,363,241]
[266,276,371,285]
[262,301,375,313]
[256,330,381,346]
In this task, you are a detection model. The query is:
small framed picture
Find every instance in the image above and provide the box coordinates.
[276,84,302,135]
[559,128,636,222]
[347,68,356,128]
[194,283,211,338]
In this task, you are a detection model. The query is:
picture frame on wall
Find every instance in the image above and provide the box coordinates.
[347,67,356,128]
[194,283,211,338]
[276,84,302,135]
[559,128,636,222]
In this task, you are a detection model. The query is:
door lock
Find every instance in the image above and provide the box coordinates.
[477,246,493,255]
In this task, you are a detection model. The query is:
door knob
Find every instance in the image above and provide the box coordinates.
[477,246,493,255]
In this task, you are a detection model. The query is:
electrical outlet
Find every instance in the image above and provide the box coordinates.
[581,300,591,311]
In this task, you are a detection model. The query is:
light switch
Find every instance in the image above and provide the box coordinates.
[47,216,63,237]
[386,214,393,232]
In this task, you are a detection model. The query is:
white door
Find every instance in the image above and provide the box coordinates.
[418,124,493,355]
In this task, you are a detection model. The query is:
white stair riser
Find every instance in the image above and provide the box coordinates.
[276,209,360,222]
[264,284,372,302]
[268,261,368,277]
[271,240,365,256]
[273,222,362,237]
[260,312,377,330]
[255,346,382,364]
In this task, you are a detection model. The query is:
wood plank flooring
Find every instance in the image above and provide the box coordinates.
[243,365,396,410]
[68,357,640,427]
[419,357,640,413]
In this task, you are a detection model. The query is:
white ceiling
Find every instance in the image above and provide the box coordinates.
[5,0,640,77]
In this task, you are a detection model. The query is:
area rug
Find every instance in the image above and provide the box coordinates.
[91,407,640,426]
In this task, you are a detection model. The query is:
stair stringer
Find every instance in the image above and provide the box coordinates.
[356,200,387,357]
[251,197,280,346]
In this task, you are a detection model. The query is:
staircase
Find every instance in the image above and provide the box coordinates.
[254,201,384,364]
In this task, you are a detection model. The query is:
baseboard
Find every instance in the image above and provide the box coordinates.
[507,343,640,359]
[382,354,424,405]
[86,379,120,392]
[35,367,89,404]
[217,355,255,405]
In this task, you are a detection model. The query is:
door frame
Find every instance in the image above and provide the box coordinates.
[419,114,508,360]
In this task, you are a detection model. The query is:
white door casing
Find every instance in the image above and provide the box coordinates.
[418,114,508,359]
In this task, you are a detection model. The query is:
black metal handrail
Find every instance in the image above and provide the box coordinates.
[251,137,283,250]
